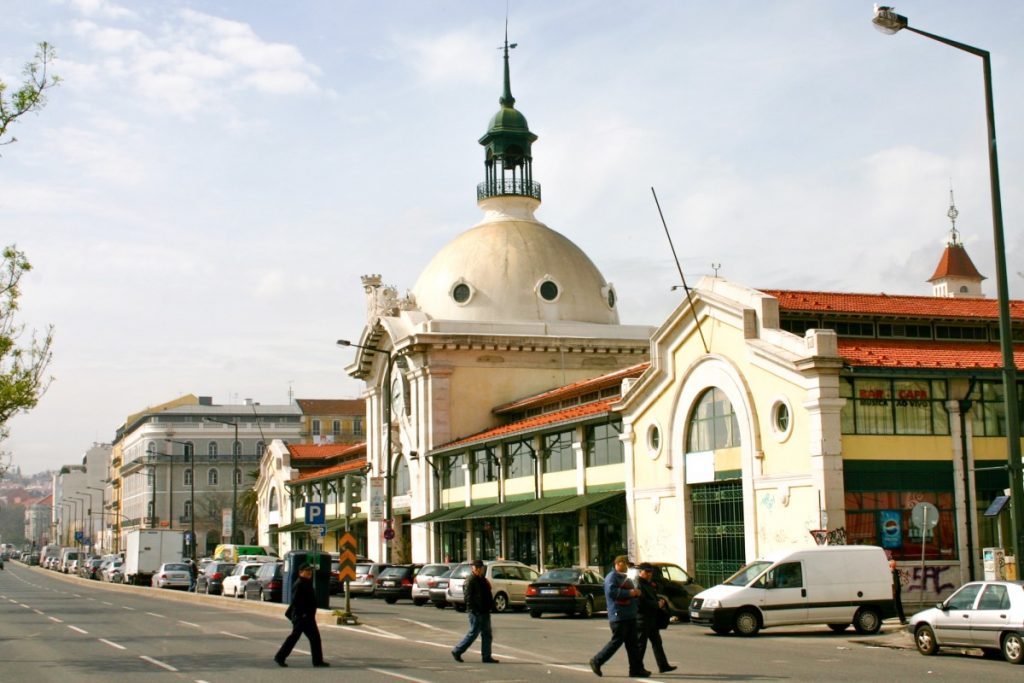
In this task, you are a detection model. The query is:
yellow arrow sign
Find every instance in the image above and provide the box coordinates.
[338,532,358,581]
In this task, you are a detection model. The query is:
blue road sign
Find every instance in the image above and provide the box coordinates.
[305,502,326,526]
[74,531,83,542]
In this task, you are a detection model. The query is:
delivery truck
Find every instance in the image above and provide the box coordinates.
[124,529,185,585]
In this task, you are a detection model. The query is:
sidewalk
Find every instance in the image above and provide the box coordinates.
[851,619,913,649]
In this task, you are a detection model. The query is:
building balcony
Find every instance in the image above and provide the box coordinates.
[477,179,541,202]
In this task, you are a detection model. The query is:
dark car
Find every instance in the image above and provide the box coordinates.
[627,562,704,619]
[196,561,236,595]
[429,567,454,609]
[244,561,284,602]
[526,567,607,618]
[375,564,423,604]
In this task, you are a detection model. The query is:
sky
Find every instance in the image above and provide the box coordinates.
[2,0,1023,475]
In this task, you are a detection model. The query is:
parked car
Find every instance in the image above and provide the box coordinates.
[102,559,124,582]
[628,561,703,620]
[412,563,455,606]
[351,562,390,597]
[151,562,192,590]
[244,561,284,602]
[81,558,104,580]
[221,561,265,598]
[375,564,424,604]
[429,567,455,609]
[910,580,1024,664]
[526,567,607,618]
[447,560,539,613]
[196,562,236,595]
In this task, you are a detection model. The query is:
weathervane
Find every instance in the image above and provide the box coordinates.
[947,183,961,246]
[711,263,722,277]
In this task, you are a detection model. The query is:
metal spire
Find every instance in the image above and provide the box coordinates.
[947,183,961,246]
[500,18,517,107]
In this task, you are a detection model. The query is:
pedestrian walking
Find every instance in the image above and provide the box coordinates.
[590,555,649,678]
[451,559,500,664]
[187,559,198,592]
[274,563,330,668]
[636,563,677,674]
[890,559,907,625]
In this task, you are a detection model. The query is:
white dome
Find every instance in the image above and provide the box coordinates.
[412,196,619,325]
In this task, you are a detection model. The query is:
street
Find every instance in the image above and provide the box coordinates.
[2,561,1022,682]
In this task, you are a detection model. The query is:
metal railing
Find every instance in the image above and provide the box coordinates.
[477,179,541,201]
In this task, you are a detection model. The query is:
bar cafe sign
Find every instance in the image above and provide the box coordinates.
[858,387,930,407]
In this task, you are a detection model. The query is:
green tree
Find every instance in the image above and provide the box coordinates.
[0,246,54,444]
[0,42,60,148]
[238,469,260,536]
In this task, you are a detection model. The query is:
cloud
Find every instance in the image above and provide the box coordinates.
[69,0,137,20]
[400,29,496,87]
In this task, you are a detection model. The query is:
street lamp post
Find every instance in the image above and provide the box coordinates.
[67,496,85,551]
[873,6,1024,564]
[204,417,240,544]
[166,439,196,562]
[60,503,74,546]
[86,486,105,553]
[338,338,394,562]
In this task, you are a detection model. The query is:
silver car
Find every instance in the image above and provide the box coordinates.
[151,562,192,590]
[412,563,455,606]
[447,560,539,613]
[911,580,1024,664]
[350,562,390,597]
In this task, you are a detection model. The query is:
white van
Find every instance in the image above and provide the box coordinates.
[689,545,894,636]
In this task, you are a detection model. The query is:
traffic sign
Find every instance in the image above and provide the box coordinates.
[383,527,396,541]
[338,533,357,581]
[318,525,327,538]
[305,502,326,526]
[911,502,940,529]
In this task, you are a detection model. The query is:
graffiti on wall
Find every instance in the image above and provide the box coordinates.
[905,564,957,596]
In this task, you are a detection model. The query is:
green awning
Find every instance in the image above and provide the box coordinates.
[325,517,365,531]
[461,503,510,520]
[539,490,624,515]
[275,520,308,532]
[432,502,495,523]
[409,506,462,524]
[503,496,571,516]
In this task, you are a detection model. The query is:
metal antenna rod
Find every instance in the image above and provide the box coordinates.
[651,187,709,353]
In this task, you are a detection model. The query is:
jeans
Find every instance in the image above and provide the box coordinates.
[453,611,493,660]
[593,618,644,674]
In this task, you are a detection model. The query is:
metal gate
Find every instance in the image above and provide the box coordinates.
[691,480,745,588]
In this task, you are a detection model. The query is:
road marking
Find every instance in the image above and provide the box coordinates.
[330,624,403,640]
[67,625,89,634]
[122,606,135,610]
[367,668,433,683]
[72,594,81,598]
[101,601,113,606]
[140,655,178,672]
[178,620,202,628]
[414,640,451,649]
[33,609,45,615]
[48,616,63,623]
[550,663,596,674]
[20,603,31,609]
[99,638,126,650]
[145,612,166,619]
[219,631,249,640]
[397,617,447,632]
[294,648,310,655]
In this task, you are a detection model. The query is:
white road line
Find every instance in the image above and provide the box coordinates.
[140,655,178,672]
[397,617,447,632]
[219,631,249,640]
[7,598,16,603]
[122,605,135,610]
[294,648,310,655]
[48,616,63,623]
[99,639,126,650]
[329,624,404,640]
[178,620,202,628]
[67,625,89,634]
[72,594,81,598]
[19,603,31,608]
[145,612,166,619]
[366,668,433,683]
[101,601,113,606]
[33,609,44,615]
[550,663,596,674]
[414,640,451,649]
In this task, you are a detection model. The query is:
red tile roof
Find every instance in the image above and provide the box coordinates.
[494,362,649,414]
[929,244,985,282]
[765,289,1024,320]
[838,339,1024,370]
[436,399,617,451]
[295,399,364,416]
[287,455,368,484]
[288,442,366,460]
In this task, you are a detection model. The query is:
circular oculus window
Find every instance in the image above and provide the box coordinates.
[539,280,559,301]
[770,398,793,442]
[450,281,473,305]
[646,423,662,459]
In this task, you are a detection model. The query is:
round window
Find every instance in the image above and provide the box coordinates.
[607,288,617,309]
[775,403,789,432]
[770,398,793,442]
[452,283,471,303]
[646,423,662,459]
[539,280,559,301]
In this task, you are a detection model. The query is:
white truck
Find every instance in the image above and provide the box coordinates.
[124,529,185,585]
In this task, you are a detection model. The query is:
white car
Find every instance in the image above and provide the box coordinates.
[221,561,266,598]
[911,580,1024,664]
[151,562,191,590]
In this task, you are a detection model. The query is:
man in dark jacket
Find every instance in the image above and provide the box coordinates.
[636,564,676,674]
[451,559,499,664]
[590,555,648,678]
[274,563,329,667]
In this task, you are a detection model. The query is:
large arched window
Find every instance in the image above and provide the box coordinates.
[234,468,242,486]
[184,468,192,486]
[183,500,192,520]
[269,488,279,512]
[146,441,156,456]
[255,441,265,457]
[392,457,410,496]
[208,441,218,456]
[233,441,242,456]
[208,468,219,486]
[687,387,741,452]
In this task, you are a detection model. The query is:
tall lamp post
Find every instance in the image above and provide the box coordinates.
[873,6,1024,565]
[67,496,85,551]
[337,338,394,562]
[60,503,74,546]
[86,486,105,553]
[204,416,240,544]
[166,438,196,562]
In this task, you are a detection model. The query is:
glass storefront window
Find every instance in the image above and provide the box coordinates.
[544,513,579,567]
[586,420,624,467]
[440,522,466,563]
[508,516,538,566]
[687,388,740,452]
[839,377,950,436]
[472,518,501,561]
[471,447,498,484]
[543,431,575,473]
[844,491,957,561]
[971,380,1024,437]
[442,453,466,489]
[587,496,627,574]
[505,439,534,480]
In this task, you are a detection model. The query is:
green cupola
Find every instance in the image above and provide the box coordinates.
[477,35,540,202]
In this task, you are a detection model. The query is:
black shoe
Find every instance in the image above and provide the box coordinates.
[589,658,602,677]
[274,658,287,667]
[660,665,678,673]
[313,662,330,667]
[451,651,463,663]
[630,671,652,678]
[483,658,500,664]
